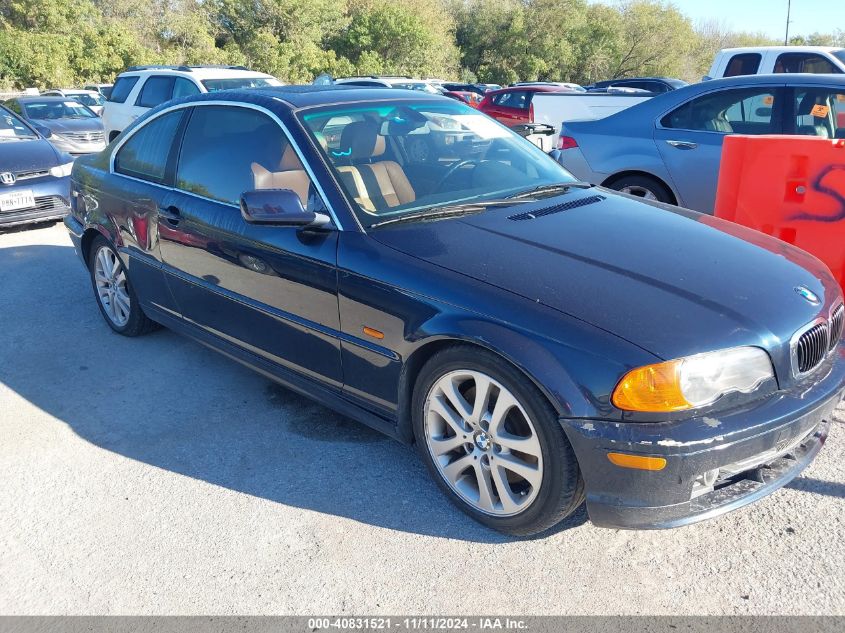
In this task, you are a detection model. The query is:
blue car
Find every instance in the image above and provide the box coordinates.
[65,87,844,535]
[552,74,845,213]
[0,105,73,229]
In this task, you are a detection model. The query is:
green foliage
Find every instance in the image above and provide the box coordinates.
[0,0,842,90]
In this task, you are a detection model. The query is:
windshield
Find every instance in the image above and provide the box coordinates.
[393,82,443,94]
[833,49,845,66]
[69,93,106,107]
[23,100,95,120]
[0,109,37,140]
[201,77,281,92]
[300,99,577,228]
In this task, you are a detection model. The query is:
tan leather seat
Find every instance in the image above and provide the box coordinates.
[251,145,311,206]
[334,121,415,214]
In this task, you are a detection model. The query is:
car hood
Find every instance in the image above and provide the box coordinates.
[371,189,841,362]
[0,138,61,171]
[34,118,103,134]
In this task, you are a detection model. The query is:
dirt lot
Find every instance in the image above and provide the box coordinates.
[1,222,844,615]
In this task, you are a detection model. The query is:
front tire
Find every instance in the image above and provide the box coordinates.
[412,346,584,536]
[88,236,156,336]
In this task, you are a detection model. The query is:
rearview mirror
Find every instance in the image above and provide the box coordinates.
[33,124,52,138]
[240,189,330,228]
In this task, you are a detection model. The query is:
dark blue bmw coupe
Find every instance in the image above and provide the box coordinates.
[65,86,845,535]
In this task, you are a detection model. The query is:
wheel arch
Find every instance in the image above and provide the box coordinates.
[601,170,679,205]
[80,226,118,264]
[395,334,579,445]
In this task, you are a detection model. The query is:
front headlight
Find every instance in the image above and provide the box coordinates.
[49,162,74,178]
[612,346,774,412]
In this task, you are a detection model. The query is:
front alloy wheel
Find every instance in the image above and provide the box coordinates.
[424,370,543,516]
[413,347,584,536]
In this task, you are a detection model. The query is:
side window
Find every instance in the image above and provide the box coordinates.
[136,76,175,108]
[662,88,778,134]
[724,53,762,77]
[114,110,184,183]
[775,53,840,74]
[5,101,22,115]
[172,78,201,99]
[792,89,845,139]
[109,76,140,103]
[176,106,319,209]
[493,91,528,109]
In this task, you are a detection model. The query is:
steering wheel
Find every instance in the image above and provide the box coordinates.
[434,158,483,190]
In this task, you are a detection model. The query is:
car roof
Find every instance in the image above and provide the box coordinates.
[162,85,446,109]
[719,46,844,54]
[699,72,845,88]
[485,85,568,95]
[14,95,86,103]
[118,67,275,80]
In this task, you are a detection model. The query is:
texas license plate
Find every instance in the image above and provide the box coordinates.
[0,189,35,212]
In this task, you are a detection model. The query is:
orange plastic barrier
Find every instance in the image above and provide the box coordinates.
[714,135,845,293]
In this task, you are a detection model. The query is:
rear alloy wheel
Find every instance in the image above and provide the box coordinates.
[88,236,157,336]
[608,174,673,204]
[413,347,584,536]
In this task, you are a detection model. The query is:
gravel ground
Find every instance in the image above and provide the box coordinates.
[1,222,844,616]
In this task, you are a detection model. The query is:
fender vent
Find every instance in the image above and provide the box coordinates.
[507,194,606,221]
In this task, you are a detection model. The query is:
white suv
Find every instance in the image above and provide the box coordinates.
[102,65,282,141]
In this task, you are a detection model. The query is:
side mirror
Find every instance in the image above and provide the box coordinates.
[34,124,52,138]
[240,189,330,228]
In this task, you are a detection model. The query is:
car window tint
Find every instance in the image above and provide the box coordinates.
[793,89,845,139]
[176,105,316,207]
[136,76,175,108]
[4,100,22,115]
[172,78,201,99]
[109,76,139,103]
[493,91,528,109]
[114,110,183,183]
[662,88,777,134]
[774,53,840,74]
[724,53,762,77]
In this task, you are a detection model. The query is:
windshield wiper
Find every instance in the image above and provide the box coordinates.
[369,199,530,229]
[507,181,593,200]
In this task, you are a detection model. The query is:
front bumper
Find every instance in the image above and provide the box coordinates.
[51,138,106,155]
[561,349,845,529]
[0,177,70,228]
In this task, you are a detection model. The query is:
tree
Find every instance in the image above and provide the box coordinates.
[331,0,459,78]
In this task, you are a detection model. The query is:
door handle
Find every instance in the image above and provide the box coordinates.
[666,140,698,150]
[158,205,181,225]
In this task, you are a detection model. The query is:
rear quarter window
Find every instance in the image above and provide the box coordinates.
[724,53,762,77]
[114,110,184,183]
[109,76,140,103]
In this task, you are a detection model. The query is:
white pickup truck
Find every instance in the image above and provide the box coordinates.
[529,92,653,150]
[705,46,845,80]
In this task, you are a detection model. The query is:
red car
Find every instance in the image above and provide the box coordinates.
[479,85,571,126]
[443,90,482,108]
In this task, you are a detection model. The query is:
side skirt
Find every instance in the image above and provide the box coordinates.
[144,305,405,443]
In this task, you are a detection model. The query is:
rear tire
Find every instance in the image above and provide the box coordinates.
[607,174,674,204]
[412,346,584,536]
[88,235,157,337]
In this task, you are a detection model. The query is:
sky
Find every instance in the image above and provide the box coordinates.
[602,0,845,41]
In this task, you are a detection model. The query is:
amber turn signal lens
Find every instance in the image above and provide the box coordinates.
[607,452,667,471]
[611,359,692,412]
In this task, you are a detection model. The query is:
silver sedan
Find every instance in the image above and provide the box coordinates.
[551,73,845,213]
